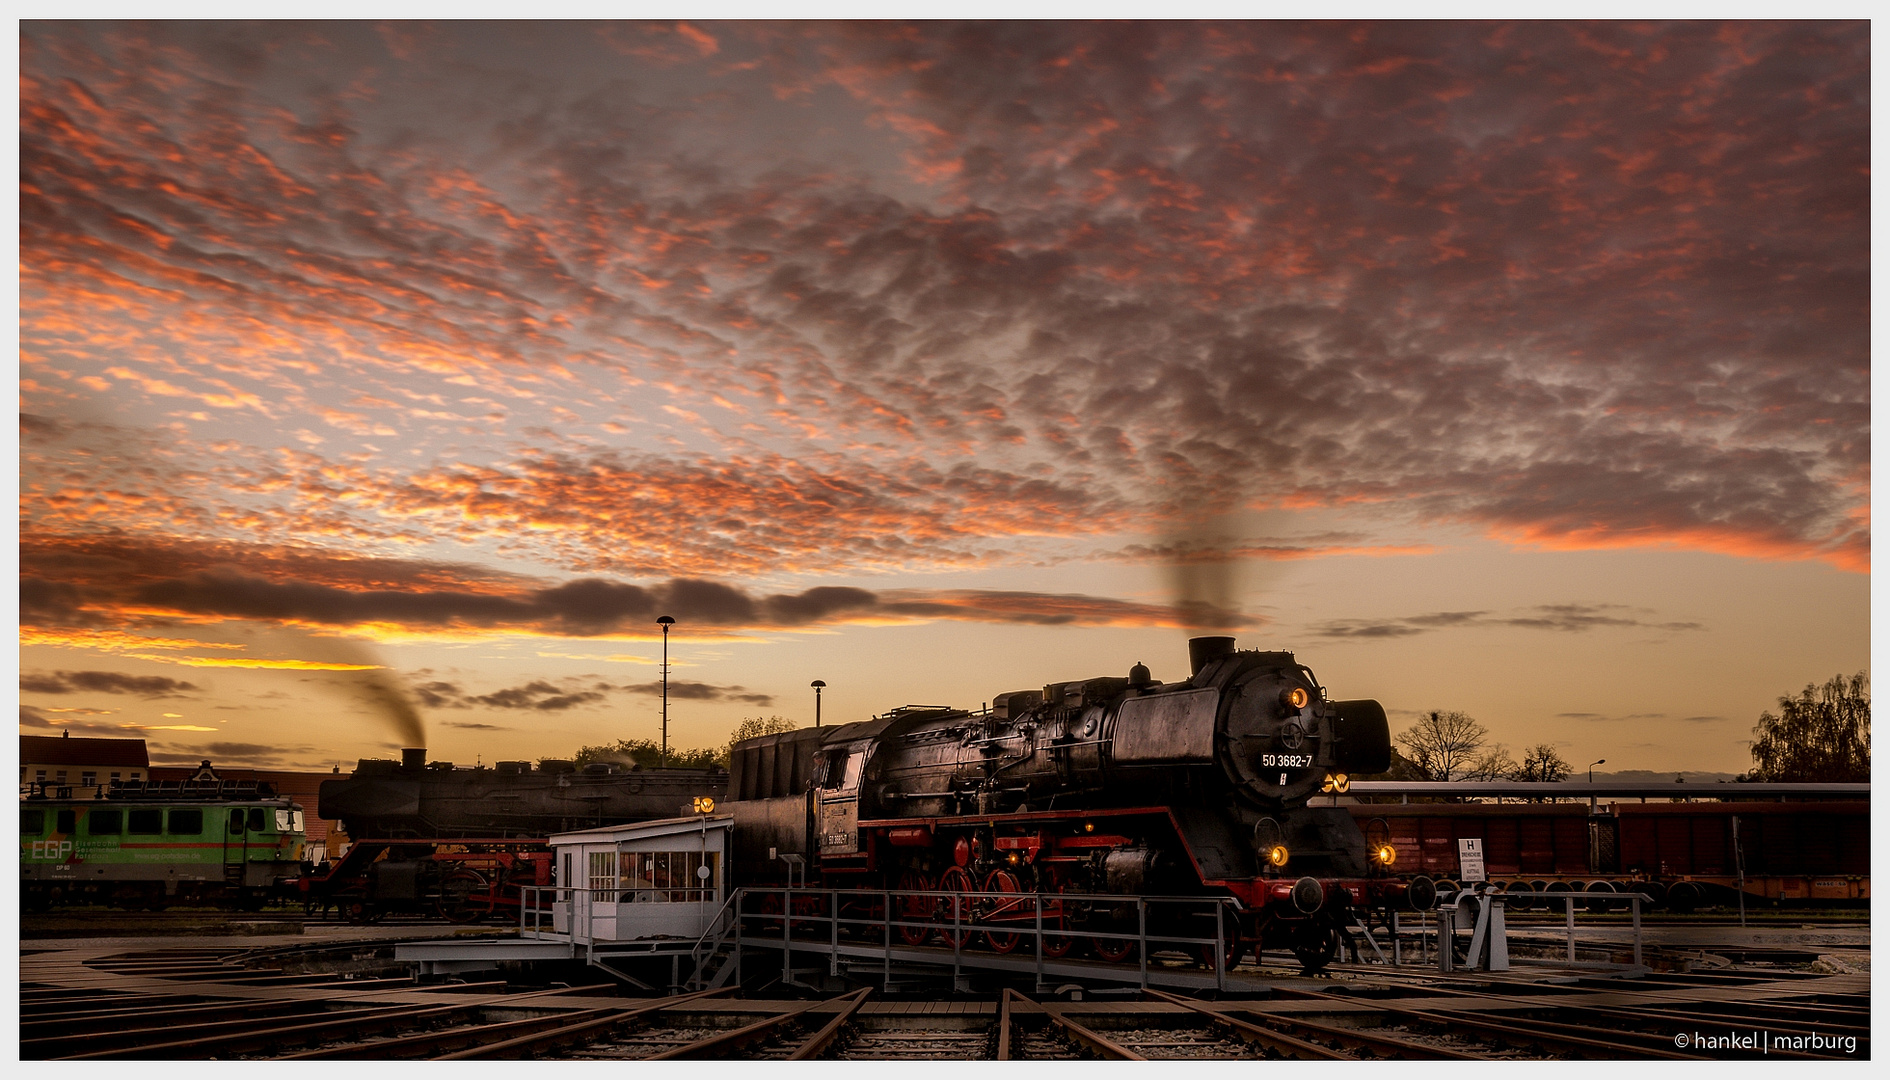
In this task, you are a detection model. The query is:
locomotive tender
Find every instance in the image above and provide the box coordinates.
[726,636,1433,971]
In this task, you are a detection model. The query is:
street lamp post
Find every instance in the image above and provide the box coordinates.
[1588,758,1606,783]
[811,680,826,728]
[657,615,675,767]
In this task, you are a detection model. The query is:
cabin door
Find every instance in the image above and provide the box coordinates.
[223,808,249,887]
[815,748,864,856]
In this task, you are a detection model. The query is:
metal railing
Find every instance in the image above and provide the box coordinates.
[521,881,1652,989]
[725,886,1246,993]
[685,890,747,988]
[1435,885,1652,970]
[519,885,722,937]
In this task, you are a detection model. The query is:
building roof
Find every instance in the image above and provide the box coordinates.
[20,735,149,769]
[550,814,734,845]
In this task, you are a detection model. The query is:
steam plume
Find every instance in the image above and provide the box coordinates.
[1158,510,1280,633]
[264,628,427,747]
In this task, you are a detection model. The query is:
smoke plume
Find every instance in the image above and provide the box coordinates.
[1159,511,1280,634]
[266,629,427,748]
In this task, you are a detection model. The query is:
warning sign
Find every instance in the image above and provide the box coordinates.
[1457,837,1486,883]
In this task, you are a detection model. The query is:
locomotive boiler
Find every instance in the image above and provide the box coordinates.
[727,636,1434,972]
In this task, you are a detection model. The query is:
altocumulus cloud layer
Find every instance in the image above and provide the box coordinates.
[18,22,1867,649]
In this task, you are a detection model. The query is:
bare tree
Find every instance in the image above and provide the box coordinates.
[1464,743,1517,782]
[1513,743,1574,782]
[1395,710,1490,781]
[1748,672,1870,782]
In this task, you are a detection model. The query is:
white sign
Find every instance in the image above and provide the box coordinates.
[1457,837,1486,883]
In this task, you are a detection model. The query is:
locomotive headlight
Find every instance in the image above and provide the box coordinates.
[1280,686,1309,711]
[1007,852,1020,865]
[1266,844,1290,868]
[1084,822,1094,833]
[1375,845,1397,866]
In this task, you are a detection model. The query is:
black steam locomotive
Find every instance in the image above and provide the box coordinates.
[725,636,1433,971]
[308,748,728,922]
[303,638,1430,965]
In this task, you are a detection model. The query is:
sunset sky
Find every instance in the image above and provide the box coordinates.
[18,21,1869,777]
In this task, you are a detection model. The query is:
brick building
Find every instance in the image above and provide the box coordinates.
[19,733,149,795]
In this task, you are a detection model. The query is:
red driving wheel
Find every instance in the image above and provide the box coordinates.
[935,866,976,948]
[436,868,489,924]
[1040,885,1074,958]
[982,869,1023,954]
[1091,923,1135,964]
[1197,930,1248,972]
[896,870,935,947]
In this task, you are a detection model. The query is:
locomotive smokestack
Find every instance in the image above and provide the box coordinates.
[1188,636,1236,677]
[402,747,426,772]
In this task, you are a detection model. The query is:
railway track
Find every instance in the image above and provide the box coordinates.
[22,939,1867,1061]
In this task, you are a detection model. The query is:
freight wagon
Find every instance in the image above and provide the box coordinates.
[1346,798,1869,911]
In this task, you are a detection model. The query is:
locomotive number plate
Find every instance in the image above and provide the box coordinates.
[1260,753,1312,768]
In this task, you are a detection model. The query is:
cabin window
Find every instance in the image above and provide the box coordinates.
[621,850,719,902]
[56,810,75,833]
[588,851,617,894]
[276,810,294,832]
[820,749,862,791]
[21,809,45,834]
[229,808,246,833]
[128,809,163,835]
[88,810,123,836]
[248,808,268,833]
[169,809,203,836]
[562,853,572,888]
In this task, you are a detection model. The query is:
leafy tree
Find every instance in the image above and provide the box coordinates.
[1513,743,1573,783]
[1394,710,1490,781]
[570,716,800,772]
[1746,672,1870,782]
[724,715,798,761]
[571,738,720,771]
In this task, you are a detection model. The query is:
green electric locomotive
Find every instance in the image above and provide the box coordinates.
[20,766,306,911]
